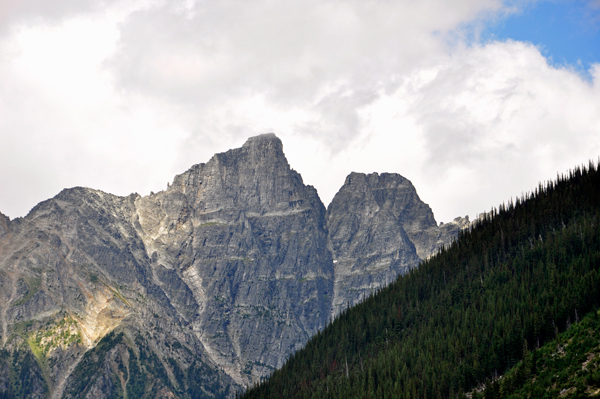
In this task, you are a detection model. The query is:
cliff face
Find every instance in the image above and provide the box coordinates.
[133,133,334,384]
[0,134,465,398]
[327,173,428,316]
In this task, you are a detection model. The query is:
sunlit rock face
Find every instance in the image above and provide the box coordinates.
[0,187,234,398]
[0,133,464,398]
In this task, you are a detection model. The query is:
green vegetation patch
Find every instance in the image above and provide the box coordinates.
[0,346,49,399]
[25,315,82,391]
[28,315,81,357]
[65,331,126,398]
[478,309,600,399]
[108,286,132,307]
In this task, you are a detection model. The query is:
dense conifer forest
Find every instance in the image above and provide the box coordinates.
[242,161,600,399]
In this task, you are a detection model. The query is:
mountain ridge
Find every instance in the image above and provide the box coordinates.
[0,133,463,398]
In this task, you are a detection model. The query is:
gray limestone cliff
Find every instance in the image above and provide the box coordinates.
[0,134,467,398]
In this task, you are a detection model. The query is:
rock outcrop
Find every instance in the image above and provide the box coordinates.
[415,215,471,259]
[0,133,467,398]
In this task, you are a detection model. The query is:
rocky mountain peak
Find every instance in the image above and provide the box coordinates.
[168,133,306,215]
[130,133,331,386]
[340,172,436,229]
[326,171,468,315]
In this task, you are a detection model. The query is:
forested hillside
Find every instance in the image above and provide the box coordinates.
[242,161,600,399]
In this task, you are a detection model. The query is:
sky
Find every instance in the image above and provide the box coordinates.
[0,0,599,224]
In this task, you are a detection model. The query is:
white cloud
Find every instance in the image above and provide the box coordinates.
[346,41,600,222]
[109,0,503,145]
[0,0,599,226]
[0,10,190,216]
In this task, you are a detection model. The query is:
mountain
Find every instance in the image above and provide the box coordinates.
[0,134,459,398]
[242,162,600,399]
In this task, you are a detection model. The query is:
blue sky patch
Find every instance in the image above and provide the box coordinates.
[482,0,600,76]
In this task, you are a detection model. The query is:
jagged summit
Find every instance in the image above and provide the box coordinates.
[168,133,310,216]
[327,171,434,315]
[132,132,331,385]
[170,133,287,192]
[333,172,437,229]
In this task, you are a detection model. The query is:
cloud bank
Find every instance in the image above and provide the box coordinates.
[0,0,598,223]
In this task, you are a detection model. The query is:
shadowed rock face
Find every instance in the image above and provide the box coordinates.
[327,173,423,315]
[0,133,465,397]
[326,172,465,316]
